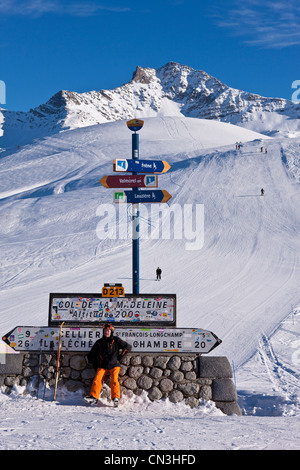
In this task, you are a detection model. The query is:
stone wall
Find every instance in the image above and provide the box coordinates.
[0,352,242,416]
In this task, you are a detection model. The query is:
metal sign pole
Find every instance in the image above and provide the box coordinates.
[132,131,140,294]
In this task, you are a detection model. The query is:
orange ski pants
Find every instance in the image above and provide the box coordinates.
[90,367,120,400]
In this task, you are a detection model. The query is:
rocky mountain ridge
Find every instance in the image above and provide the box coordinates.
[1,62,299,148]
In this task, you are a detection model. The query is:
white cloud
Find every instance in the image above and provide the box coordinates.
[0,0,130,17]
[215,0,300,49]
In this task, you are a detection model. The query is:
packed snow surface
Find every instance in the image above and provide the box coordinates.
[0,116,299,450]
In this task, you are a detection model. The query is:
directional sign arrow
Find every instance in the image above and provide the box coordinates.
[100,175,158,188]
[113,159,171,174]
[113,189,172,204]
[2,326,222,353]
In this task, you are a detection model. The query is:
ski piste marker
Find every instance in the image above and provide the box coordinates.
[53,322,64,401]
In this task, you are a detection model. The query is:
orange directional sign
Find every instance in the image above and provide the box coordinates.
[100,175,158,188]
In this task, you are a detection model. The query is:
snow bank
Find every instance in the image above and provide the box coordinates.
[0,384,299,450]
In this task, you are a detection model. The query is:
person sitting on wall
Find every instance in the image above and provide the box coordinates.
[84,323,132,407]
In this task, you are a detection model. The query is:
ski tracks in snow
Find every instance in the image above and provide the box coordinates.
[257,332,300,410]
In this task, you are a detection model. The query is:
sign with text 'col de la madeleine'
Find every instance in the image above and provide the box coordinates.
[48,293,176,327]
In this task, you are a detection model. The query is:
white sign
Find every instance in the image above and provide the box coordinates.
[115,328,221,353]
[3,326,221,354]
[49,293,176,326]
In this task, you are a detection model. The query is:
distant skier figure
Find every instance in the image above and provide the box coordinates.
[265,148,268,153]
[261,188,265,196]
[156,267,162,281]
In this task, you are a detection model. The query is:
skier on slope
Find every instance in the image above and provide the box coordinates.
[156,267,162,281]
[261,188,265,196]
[84,323,132,407]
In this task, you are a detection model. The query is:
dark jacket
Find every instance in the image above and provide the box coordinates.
[88,334,132,370]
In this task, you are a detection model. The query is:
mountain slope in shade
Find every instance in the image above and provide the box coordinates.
[1,62,300,150]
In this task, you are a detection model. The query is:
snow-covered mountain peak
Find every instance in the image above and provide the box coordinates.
[132,65,157,84]
[1,61,300,150]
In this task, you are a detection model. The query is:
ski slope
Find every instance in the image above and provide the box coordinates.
[0,116,299,449]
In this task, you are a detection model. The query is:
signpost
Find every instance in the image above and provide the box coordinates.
[48,293,177,326]
[131,124,141,294]
[99,120,172,294]
[113,189,172,204]
[102,284,125,298]
[113,159,171,174]
[0,120,225,395]
[100,175,158,189]
[2,326,222,354]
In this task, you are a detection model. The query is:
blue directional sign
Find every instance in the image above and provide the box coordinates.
[113,190,172,204]
[114,159,171,174]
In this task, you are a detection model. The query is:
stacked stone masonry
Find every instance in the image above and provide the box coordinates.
[0,353,242,415]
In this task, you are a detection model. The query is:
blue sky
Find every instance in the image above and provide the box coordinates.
[0,0,299,111]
